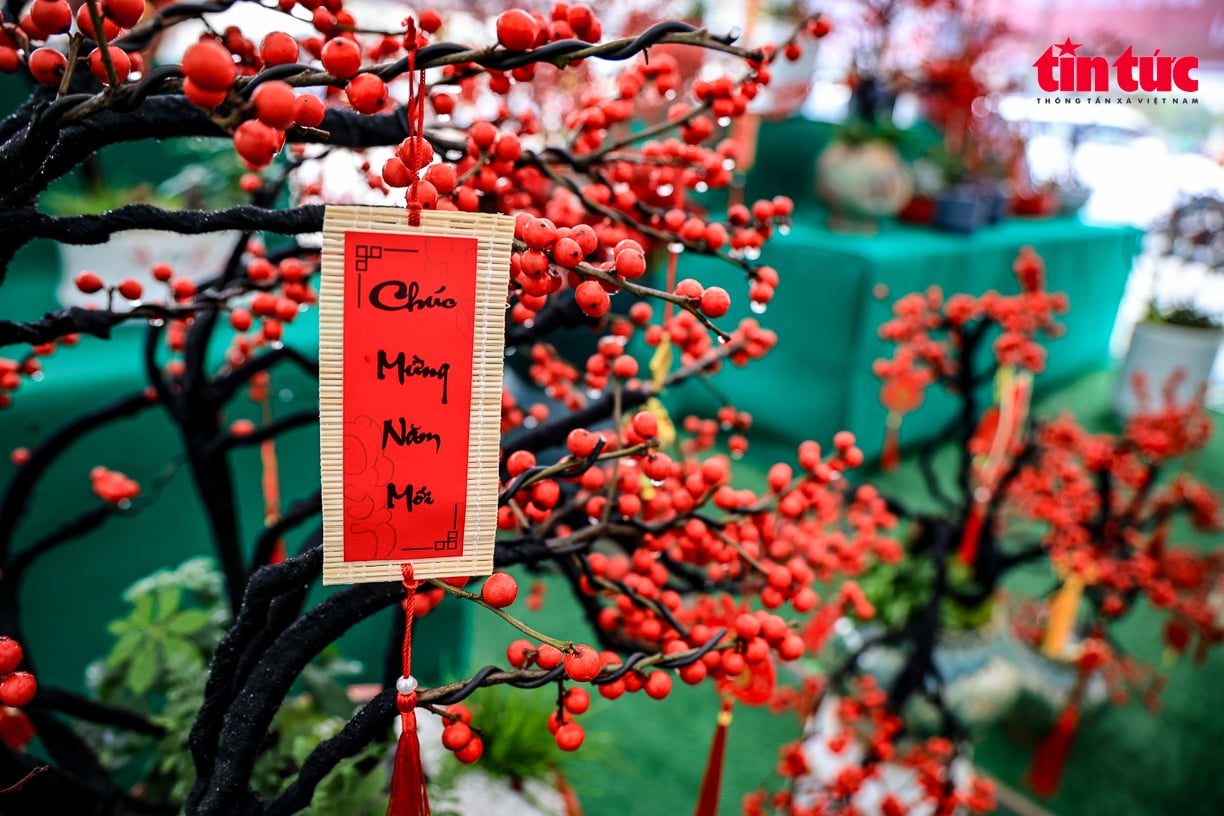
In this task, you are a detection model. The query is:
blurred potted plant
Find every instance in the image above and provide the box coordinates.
[1114,195,1224,416]
[816,117,913,234]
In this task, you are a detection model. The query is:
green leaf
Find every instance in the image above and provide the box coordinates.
[126,641,160,697]
[160,635,205,675]
[155,584,182,620]
[107,632,143,667]
[130,592,155,626]
[107,618,133,637]
[165,609,212,636]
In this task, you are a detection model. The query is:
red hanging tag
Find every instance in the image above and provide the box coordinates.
[386,564,431,816]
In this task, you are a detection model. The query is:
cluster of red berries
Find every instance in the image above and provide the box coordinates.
[0,637,37,708]
[0,338,67,411]
[746,676,996,816]
[874,248,1068,419]
[438,703,484,763]
[89,465,139,505]
[4,0,146,86]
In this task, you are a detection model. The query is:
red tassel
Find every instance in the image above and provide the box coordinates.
[556,770,583,816]
[881,412,901,471]
[386,564,430,816]
[693,698,734,816]
[1026,701,1080,797]
[958,500,986,565]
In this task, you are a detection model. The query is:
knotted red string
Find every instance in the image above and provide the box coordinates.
[404,20,428,227]
[386,563,430,816]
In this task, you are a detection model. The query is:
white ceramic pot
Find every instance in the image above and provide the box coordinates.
[1113,320,1223,417]
[793,695,977,816]
[57,230,243,308]
[840,612,1021,733]
[816,140,913,234]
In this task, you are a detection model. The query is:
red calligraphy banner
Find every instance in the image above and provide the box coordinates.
[341,230,476,562]
[321,208,514,584]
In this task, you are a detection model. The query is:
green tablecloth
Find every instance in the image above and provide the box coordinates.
[668,215,1142,466]
[0,241,468,694]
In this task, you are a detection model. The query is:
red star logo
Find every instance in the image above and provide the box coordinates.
[1056,37,1082,56]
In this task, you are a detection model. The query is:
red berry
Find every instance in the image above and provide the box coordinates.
[563,686,590,714]
[453,735,483,763]
[182,39,236,92]
[102,0,144,29]
[0,637,22,675]
[382,157,412,187]
[631,411,658,439]
[28,48,67,86]
[575,280,610,318]
[151,262,174,282]
[9,449,30,467]
[252,80,298,129]
[321,37,362,78]
[506,449,536,476]
[536,643,563,669]
[418,10,442,33]
[30,0,71,35]
[117,278,142,300]
[496,9,539,51]
[75,4,120,39]
[171,278,197,300]
[553,236,583,268]
[614,249,646,279]
[566,428,599,458]
[233,120,283,169]
[441,721,473,750]
[261,31,300,66]
[554,721,584,751]
[563,644,601,682]
[0,672,36,707]
[346,73,387,114]
[74,271,104,293]
[469,120,498,150]
[423,163,457,195]
[644,671,672,699]
[506,639,533,667]
[183,78,228,109]
[295,94,326,127]
[700,286,730,318]
[481,572,518,608]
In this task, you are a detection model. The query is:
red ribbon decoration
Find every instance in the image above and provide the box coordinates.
[385,564,430,816]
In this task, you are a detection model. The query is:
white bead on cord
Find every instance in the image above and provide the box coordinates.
[396,675,419,694]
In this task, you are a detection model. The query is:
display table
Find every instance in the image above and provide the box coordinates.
[668,214,1143,467]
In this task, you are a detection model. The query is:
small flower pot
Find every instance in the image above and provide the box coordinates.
[1113,320,1223,417]
[934,189,987,235]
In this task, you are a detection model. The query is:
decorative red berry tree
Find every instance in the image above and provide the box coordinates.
[751,248,1224,812]
[0,3,900,814]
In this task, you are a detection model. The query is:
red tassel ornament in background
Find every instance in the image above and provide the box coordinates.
[693,697,734,816]
[386,564,430,816]
[1027,639,1106,797]
[881,411,902,471]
